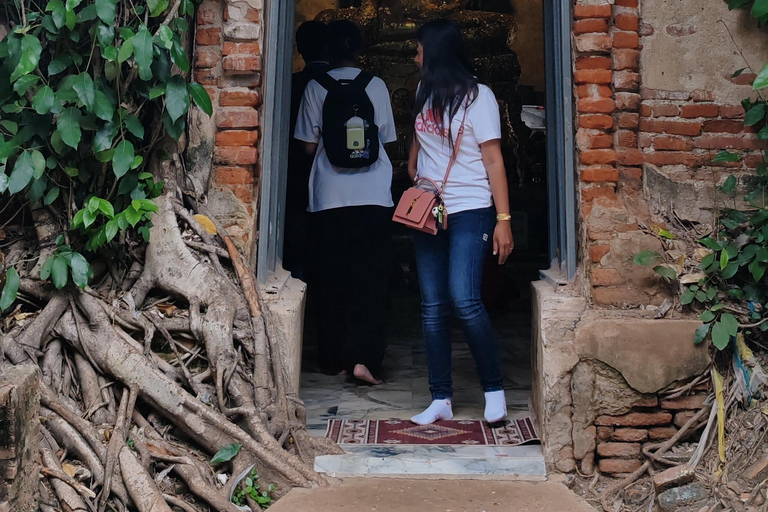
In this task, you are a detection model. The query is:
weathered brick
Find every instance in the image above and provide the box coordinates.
[196,27,221,46]
[580,149,617,165]
[582,185,618,202]
[223,42,261,56]
[574,4,612,18]
[660,395,707,410]
[223,55,261,73]
[614,71,640,90]
[615,0,639,6]
[619,166,643,182]
[595,412,673,427]
[702,119,747,134]
[218,74,262,89]
[593,286,640,305]
[245,8,260,22]
[615,92,641,110]
[617,130,637,148]
[639,118,702,136]
[575,34,613,53]
[197,7,217,25]
[576,56,613,70]
[578,98,616,114]
[652,104,681,117]
[692,89,715,102]
[194,69,218,86]
[618,113,640,129]
[591,133,614,149]
[640,103,652,117]
[577,84,613,98]
[681,104,720,118]
[582,165,618,182]
[214,166,254,185]
[674,411,697,428]
[612,428,648,442]
[219,88,261,107]
[634,397,660,408]
[639,22,654,36]
[666,23,696,37]
[730,72,758,86]
[590,244,611,262]
[597,442,641,458]
[195,48,220,69]
[694,134,764,150]
[653,135,693,151]
[653,465,696,493]
[638,132,653,148]
[580,114,614,130]
[720,105,746,119]
[640,88,691,101]
[216,130,259,146]
[644,151,700,166]
[613,49,640,71]
[214,146,259,165]
[227,184,254,203]
[613,31,639,49]
[216,107,259,128]
[599,458,643,474]
[648,427,679,440]
[615,13,639,32]
[617,148,643,165]
[592,268,625,286]
[588,229,616,241]
[597,426,613,440]
[574,18,609,34]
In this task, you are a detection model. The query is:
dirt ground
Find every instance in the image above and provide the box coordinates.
[269,477,597,512]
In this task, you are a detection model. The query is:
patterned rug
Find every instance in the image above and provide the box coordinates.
[325,418,539,446]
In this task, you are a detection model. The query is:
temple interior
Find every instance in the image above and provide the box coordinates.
[292,0,549,424]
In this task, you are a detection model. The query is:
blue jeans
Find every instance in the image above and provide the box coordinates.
[412,206,504,400]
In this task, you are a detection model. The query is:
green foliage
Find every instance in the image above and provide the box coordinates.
[231,466,275,508]
[210,443,242,464]
[0,0,208,299]
[0,268,20,312]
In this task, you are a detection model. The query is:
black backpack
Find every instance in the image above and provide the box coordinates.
[314,71,380,169]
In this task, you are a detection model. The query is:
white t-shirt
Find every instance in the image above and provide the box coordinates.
[415,84,501,215]
[294,67,397,212]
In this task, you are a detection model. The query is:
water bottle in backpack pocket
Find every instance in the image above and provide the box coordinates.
[314,71,380,169]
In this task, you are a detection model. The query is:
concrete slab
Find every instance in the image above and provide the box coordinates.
[269,478,597,512]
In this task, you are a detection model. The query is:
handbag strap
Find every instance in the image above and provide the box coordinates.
[416,96,471,195]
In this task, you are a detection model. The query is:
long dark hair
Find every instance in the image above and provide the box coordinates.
[414,19,479,146]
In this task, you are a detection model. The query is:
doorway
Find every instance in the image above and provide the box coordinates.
[260,0,576,470]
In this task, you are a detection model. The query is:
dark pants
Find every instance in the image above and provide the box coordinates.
[412,206,504,399]
[307,205,391,375]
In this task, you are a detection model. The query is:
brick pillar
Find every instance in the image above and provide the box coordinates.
[193,0,262,252]
[0,365,40,512]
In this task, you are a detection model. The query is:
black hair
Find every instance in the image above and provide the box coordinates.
[414,19,479,147]
[296,21,328,63]
[326,20,364,67]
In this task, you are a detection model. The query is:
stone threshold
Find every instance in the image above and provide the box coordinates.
[314,444,547,479]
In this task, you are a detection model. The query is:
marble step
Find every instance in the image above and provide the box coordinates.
[314,444,547,478]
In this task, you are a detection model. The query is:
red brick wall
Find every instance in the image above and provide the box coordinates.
[573,0,767,306]
[194,0,262,245]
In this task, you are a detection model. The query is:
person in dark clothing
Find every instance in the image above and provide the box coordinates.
[284,21,330,280]
[295,20,396,384]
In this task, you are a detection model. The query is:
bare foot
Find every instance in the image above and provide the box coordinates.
[353,364,382,385]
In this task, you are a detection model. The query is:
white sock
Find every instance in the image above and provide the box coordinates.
[484,390,507,423]
[410,399,453,425]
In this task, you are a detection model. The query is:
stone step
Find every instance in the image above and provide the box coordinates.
[314,444,547,478]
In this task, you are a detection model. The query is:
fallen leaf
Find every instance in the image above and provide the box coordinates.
[62,463,77,478]
[193,214,217,235]
[680,273,706,284]
[104,428,112,441]
[156,303,177,317]
[694,248,713,261]
[146,442,174,457]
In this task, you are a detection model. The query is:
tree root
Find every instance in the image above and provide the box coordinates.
[2,153,340,511]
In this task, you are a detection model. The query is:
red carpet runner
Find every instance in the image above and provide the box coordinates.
[325,418,539,446]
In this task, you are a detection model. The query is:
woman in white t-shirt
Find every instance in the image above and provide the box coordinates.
[294,20,396,385]
[408,19,514,426]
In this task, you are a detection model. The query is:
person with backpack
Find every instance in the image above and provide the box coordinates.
[406,20,514,425]
[294,19,396,385]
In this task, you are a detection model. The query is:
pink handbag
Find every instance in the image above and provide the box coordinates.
[393,102,469,235]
